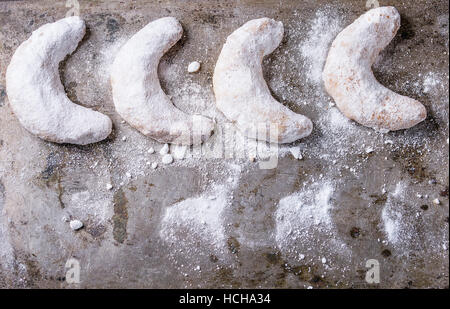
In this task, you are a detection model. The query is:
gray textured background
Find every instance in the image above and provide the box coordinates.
[0,0,448,288]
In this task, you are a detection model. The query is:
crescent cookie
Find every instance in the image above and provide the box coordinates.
[111,17,214,145]
[6,16,112,145]
[213,18,313,144]
[323,6,426,132]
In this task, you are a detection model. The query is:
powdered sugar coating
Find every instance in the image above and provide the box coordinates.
[213,18,313,144]
[5,16,112,145]
[323,7,427,132]
[111,17,214,145]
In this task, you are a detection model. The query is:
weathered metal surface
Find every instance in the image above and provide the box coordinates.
[0,0,448,288]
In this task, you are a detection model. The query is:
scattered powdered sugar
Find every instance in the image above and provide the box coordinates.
[277,182,333,227]
[169,81,216,116]
[313,99,366,165]
[275,181,349,264]
[380,185,422,252]
[300,9,344,85]
[96,37,128,86]
[326,105,347,125]
[382,210,400,244]
[391,181,406,198]
[422,72,446,94]
[160,184,229,253]
[159,163,242,257]
[265,6,345,110]
[64,190,111,224]
[324,107,355,133]
[381,182,408,245]
[381,181,448,254]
